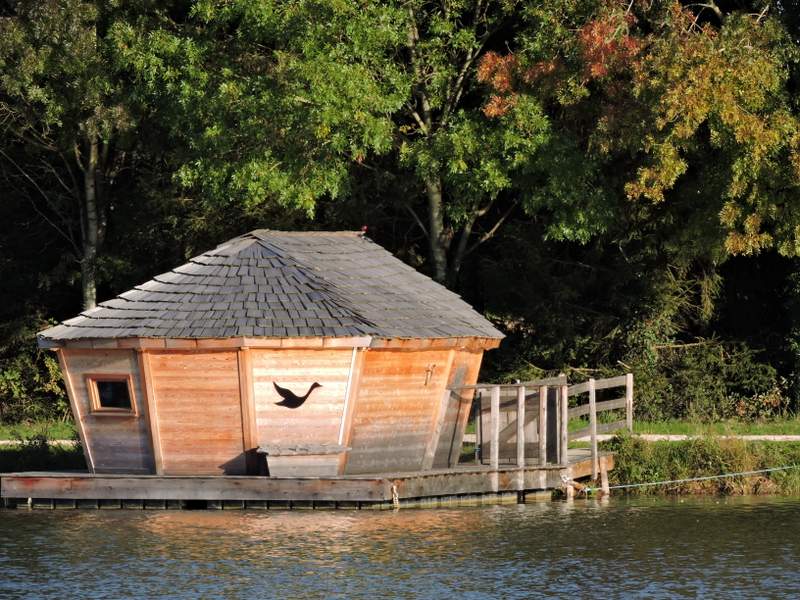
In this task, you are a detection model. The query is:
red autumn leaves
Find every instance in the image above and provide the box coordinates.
[478,10,640,117]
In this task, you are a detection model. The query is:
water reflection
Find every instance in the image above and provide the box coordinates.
[2,496,800,599]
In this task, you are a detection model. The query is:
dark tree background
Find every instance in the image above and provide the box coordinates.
[2,0,800,423]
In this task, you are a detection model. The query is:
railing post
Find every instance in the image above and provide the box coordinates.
[560,383,569,466]
[589,377,598,479]
[626,373,634,432]
[538,385,548,465]
[490,386,500,472]
[516,385,525,468]
[474,390,482,465]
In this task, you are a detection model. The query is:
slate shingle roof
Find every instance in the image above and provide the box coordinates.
[38,230,503,343]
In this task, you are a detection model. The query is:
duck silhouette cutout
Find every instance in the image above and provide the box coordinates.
[273,381,322,409]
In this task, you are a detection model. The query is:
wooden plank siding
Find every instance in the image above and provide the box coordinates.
[60,349,154,474]
[252,348,353,477]
[148,351,246,475]
[432,349,484,468]
[344,349,452,474]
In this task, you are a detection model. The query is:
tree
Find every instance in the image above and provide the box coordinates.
[113,0,552,286]
[481,0,800,260]
[0,0,137,310]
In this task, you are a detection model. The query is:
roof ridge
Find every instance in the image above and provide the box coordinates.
[251,239,378,331]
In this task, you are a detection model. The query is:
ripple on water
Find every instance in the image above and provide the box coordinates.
[2,496,800,599]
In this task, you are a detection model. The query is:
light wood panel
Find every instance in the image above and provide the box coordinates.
[432,349,485,468]
[344,349,451,474]
[252,348,353,476]
[61,349,154,474]
[148,351,245,475]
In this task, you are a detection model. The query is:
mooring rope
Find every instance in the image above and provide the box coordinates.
[584,464,800,493]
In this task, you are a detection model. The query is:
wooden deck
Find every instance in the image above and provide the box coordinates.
[0,449,613,510]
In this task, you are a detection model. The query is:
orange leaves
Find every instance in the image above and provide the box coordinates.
[482,95,516,118]
[577,11,640,80]
[477,51,559,118]
[477,51,520,118]
[477,51,518,92]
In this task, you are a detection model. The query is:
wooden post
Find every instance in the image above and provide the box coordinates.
[237,348,258,475]
[538,385,547,465]
[516,385,525,468]
[589,377,598,480]
[138,350,163,475]
[490,386,500,472]
[474,391,481,465]
[600,459,610,496]
[626,372,634,432]
[560,383,569,466]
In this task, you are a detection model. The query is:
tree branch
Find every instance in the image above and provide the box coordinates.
[464,201,518,256]
[0,149,81,256]
[405,204,429,238]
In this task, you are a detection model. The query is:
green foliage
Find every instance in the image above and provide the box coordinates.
[604,434,800,495]
[0,428,85,473]
[630,341,786,422]
[2,0,800,430]
[113,0,409,212]
[0,317,68,423]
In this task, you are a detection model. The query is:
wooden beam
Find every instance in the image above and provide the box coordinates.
[0,474,389,502]
[490,386,500,472]
[626,372,634,432]
[117,338,166,349]
[337,348,366,475]
[589,377,598,479]
[323,336,372,348]
[538,385,547,466]
[138,350,164,475]
[56,350,94,473]
[516,385,525,468]
[560,383,568,466]
[237,348,258,474]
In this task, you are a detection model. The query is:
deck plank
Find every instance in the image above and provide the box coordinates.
[0,451,613,505]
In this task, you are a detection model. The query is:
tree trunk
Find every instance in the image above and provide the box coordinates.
[447,217,475,289]
[81,137,99,311]
[425,175,449,284]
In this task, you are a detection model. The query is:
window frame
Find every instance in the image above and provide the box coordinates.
[85,373,137,416]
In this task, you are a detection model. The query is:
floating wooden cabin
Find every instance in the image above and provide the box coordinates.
[38,230,503,478]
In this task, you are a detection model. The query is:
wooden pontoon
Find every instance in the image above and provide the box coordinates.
[16,229,633,509]
[1,375,632,509]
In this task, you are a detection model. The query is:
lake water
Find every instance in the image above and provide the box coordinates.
[2,496,799,598]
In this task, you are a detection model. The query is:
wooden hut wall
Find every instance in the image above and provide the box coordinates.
[251,348,354,477]
[343,348,453,475]
[431,349,485,468]
[59,349,154,474]
[146,350,247,475]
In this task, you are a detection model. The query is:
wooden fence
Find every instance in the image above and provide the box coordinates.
[450,373,633,479]
[567,374,633,478]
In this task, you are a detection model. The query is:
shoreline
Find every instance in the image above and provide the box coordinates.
[603,435,800,496]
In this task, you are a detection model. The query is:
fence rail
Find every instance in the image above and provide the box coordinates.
[449,373,633,478]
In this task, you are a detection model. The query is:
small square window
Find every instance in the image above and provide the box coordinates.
[86,375,135,415]
[96,380,132,410]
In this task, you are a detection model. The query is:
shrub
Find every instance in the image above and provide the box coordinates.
[630,340,787,422]
[604,434,800,495]
[0,316,68,423]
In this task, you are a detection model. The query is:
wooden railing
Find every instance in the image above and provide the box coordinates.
[567,374,633,478]
[449,373,633,477]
